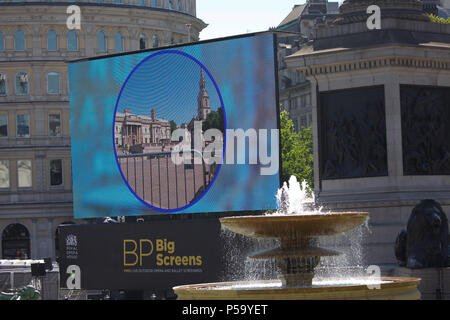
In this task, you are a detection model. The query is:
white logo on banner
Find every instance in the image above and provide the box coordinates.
[66,234,77,247]
[66,234,78,260]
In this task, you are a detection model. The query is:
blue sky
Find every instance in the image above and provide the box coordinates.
[197,0,305,40]
[116,48,221,126]
[196,0,345,40]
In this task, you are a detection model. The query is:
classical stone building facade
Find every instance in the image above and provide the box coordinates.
[0,0,205,260]
[115,108,171,150]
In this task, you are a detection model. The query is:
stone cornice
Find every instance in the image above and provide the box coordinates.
[286,43,450,78]
[315,18,450,41]
[0,1,198,19]
[298,54,450,77]
[0,2,207,33]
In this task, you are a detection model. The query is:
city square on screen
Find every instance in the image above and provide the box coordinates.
[68,32,281,218]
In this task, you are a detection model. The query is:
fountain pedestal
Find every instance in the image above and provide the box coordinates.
[276,255,320,288]
[250,237,339,287]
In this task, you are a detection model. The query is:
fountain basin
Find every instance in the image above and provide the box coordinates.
[220,212,369,239]
[173,277,421,300]
[173,211,421,299]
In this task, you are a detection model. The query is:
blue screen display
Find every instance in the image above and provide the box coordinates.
[68,32,280,218]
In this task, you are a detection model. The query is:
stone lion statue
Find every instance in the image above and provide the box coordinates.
[395,199,449,268]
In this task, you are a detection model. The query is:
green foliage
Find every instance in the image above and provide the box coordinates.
[428,13,450,24]
[16,286,40,300]
[203,107,224,133]
[0,285,40,300]
[169,120,177,133]
[280,110,314,191]
[0,292,14,300]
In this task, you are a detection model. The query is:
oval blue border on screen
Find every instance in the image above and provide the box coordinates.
[112,50,227,213]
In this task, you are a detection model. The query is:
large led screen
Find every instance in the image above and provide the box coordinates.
[69,32,280,218]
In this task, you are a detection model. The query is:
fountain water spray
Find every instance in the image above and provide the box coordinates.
[274,176,321,215]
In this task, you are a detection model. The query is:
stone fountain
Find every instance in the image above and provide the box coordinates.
[173,177,421,300]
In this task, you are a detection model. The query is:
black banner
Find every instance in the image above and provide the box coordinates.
[58,219,225,291]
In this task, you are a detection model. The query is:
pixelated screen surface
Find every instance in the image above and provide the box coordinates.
[68,32,280,218]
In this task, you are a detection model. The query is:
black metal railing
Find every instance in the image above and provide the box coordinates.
[118,150,214,210]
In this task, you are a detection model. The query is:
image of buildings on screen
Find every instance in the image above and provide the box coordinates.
[114,69,224,210]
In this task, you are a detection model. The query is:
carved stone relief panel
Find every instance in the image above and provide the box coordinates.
[319,85,388,180]
[401,85,450,175]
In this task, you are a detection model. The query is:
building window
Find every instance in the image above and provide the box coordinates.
[14,30,25,51]
[113,0,121,3]
[178,0,181,10]
[138,0,145,4]
[47,72,60,94]
[15,72,29,95]
[293,120,299,132]
[290,98,297,110]
[299,95,306,108]
[50,159,63,186]
[152,34,159,48]
[47,30,58,51]
[97,31,106,52]
[168,0,173,9]
[0,114,7,137]
[300,116,307,129]
[17,160,32,188]
[0,160,9,188]
[67,30,78,51]
[49,113,61,136]
[139,34,146,50]
[48,113,62,136]
[151,0,157,6]
[0,32,4,51]
[16,114,30,138]
[2,224,30,260]
[0,73,6,95]
[114,32,123,53]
